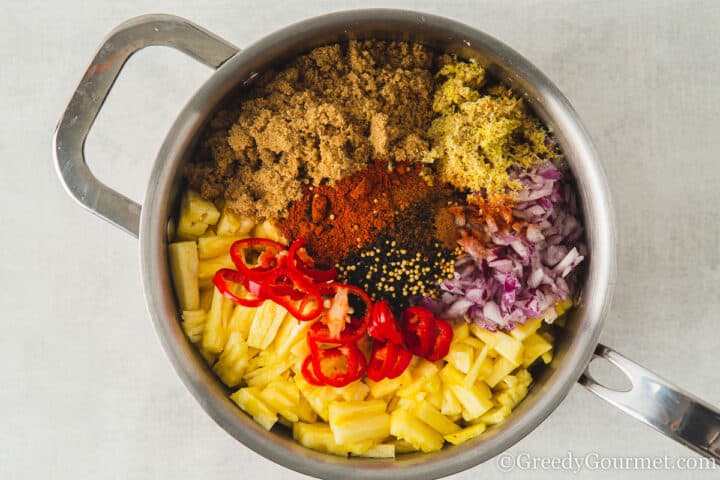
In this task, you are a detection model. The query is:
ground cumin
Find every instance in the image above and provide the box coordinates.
[185,40,437,220]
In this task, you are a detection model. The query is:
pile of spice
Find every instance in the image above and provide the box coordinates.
[280,161,433,267]
[423,61,557,195]
[186,40,437,221]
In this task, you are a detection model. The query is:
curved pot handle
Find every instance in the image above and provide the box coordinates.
[53,14,239,237]
[580,343,720,463]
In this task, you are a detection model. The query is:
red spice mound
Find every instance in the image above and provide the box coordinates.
[280,161,432,266]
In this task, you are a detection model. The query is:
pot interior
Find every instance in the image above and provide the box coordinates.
[141,10,614,480]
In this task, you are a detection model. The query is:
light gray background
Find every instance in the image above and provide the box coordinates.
[2,0,718,478]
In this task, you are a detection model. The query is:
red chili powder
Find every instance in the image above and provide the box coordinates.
[280,161,432,266]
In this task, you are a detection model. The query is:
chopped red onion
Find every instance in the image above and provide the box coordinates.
[418,162,585,331]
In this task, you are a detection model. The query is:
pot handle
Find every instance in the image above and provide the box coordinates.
[53,14,239,237]
[579,343,720,463]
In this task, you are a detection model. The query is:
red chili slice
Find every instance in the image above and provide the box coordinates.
[301,355,324,386]
[212,268,265,307]
[401,306,438,357]
[387,346,413,379]
[426,318,454,361]
[367,300,403,345]
[367,341,399,381]
[262,266,323,321]
[229,238,286,281]
[311,343,364,387]
[307,316,367,345]
[287,238,338,282]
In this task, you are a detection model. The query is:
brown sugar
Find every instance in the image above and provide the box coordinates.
[185,40,437,221]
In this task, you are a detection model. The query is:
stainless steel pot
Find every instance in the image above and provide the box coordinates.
[53,10,720,479]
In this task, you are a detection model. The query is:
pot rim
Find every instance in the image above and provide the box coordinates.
[140,9,616,480]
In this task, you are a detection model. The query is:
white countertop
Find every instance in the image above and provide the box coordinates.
[2,1,719,478]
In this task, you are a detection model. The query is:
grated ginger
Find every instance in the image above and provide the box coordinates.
[425,61,556,195]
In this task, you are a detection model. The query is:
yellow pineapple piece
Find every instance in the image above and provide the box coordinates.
[356,443,395,458]
[447,342,474,374]
[471,326,523,366]
[444,422,487,445]
[227,303,256,340]
[246,301,287,349]
[330,410,390,446]
[424,375,443,410]
[521,333,553,368]
[413,359,440,379]
[509,316,542,341]
[452,322,470,341]
[412,401,461,436]
[252,219,287,244]
[479,405,511,425]
[296,393,318,423]
[260,379,301,423]
[328,399,386,423]
[199,288,214,311]
[390,409,444,453]
[216,206,255,237]
[541,350,553,364]
[441,384,462,416]
[293,422,348,457]
[181,310,206,344]
[213,331,249,387]
[197,253,235,288]
[230,387,277,431]
[390,439,418,453]
[168,241,200,310]
[244,360,291,389]
[335,380,370,401]
[460,336,485,351]
[448,383,493,421]
[176,190,220,240]
[197,235,244,260]
[201,288,231,354]
[367,370,412,398]
[464,344,490,388]
[272,316,314,360]
[485,357,518,388]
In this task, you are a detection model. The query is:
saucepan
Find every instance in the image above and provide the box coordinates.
[53,9,720,479]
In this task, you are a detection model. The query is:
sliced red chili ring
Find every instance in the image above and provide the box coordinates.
[401,306,438,357]
[301,354,324,386]
[311,343,364,388]
[287,238,338,282]
[229,238,286,281]
[387,346,413,379]
[262,266,323,321]
[212,268,265,307]
[367,300,403,345]
[367,341,399,381]
[307,316,367,345]
[425,318,454,361]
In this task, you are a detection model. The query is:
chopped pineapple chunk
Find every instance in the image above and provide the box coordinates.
[390,409,444,453]
[216,206,255,237]
[471,326,523,366]
[213,332,249,387]
[198,235,244,259]
[231,387,277,431]
[197,253,235,288]
[447,342,474,374]
[444,422,487,445]
[293,422,348,457]
[181,310,206,344]
[356,443,395,458]
[521,333,553,368]
[202,287,231,354]
[251,219,286,244]
[510,316,542,341]
[412,401,461,436]
[176,190,220,240]
[168,241,200,310]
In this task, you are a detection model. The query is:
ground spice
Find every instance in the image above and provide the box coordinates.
[185,40,437,220]
[425,61,557,196]
[280,161,432,266]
